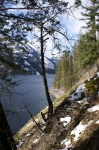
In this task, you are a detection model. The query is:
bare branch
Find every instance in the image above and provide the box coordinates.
[20,98,45,133]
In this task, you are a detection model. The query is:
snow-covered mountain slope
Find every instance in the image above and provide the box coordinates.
[13,43,57,75]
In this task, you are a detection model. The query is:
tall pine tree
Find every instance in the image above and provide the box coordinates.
[81,0,99,56]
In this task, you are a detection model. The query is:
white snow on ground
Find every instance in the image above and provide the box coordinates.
[60,120,93,149]
[60,116,71,127]
[97,72,99,77]
[33,138,40,144]
[61,139,72,149]
[96,120,99,124]
[17,140,24,148]
[33,133,44,144]
[59,148,68,150]
[68,84,85,100]
[87,104,99,112]
[26,133,31,137]
[71,120,93,141]
[77,100,83,104]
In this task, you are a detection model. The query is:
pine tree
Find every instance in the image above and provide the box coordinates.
[68,54,74,87]
[74,32,98,72]
[53,59,63,89]
[19,0,69,117]
[53,0,99,93]
[0,2,18,149]
[0,0,70,135]
[81,0,99,55]
[53,51,75,91]
[63,51,71,90]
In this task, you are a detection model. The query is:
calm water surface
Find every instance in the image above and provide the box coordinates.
[1,75,55,134]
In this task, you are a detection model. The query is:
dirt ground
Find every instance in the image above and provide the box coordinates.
[16,97,99,150]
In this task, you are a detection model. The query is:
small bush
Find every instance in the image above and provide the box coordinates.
[85,77,99,97]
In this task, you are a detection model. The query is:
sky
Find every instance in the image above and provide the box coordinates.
[28,0,87,58]
[44,0,87,58]
[12,0,87,58]
[7,0,87,58]
[66,0,87,33]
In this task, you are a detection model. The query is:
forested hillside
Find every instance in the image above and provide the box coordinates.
[53,0,99,92]
[0,0,99,150]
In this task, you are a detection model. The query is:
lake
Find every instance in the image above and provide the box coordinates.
[0,75,55,134]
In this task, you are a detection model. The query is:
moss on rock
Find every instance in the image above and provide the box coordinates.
[85,76,99,100]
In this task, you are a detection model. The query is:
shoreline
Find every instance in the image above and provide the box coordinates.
[49,87,65,98]
[15,88,66,138]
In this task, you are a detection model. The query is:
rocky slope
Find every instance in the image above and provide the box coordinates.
[12,43,57,75]
[14,68,99,150]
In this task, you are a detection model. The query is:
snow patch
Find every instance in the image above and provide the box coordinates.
[96,120,99,124]
[97,72,99,77]
[24,60,30,66]
[26,133,31,137]
[61,139,72,149]
[68,84,85,100]
[59,148,68,150]
[60,116,71,126]
[33,134,43,144]
[87,104,99,112]
[17,140,24,148]
[33,138,40,144]
[77,100,83,104]
[44,57,54,69]
[71,120,93,141]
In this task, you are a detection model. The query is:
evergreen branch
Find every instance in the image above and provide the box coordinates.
[0,13,39,25]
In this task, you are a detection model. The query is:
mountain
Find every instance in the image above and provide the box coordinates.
[13,43,57,75]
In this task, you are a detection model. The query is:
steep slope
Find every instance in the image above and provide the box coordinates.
[13,43,56,75]
[15,70,99,150]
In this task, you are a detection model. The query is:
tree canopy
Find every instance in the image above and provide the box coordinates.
[0,0,73,149]
[53,0,99,91]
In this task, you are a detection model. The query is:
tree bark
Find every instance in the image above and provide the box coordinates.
[40,23,53,117]
[0,102,17,150]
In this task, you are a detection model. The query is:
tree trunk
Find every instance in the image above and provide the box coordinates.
[40,24,53,117]
[0,102,17,150]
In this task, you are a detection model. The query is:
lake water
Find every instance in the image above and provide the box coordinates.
[1,75,55,134]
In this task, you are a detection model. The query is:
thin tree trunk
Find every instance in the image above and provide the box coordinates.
[21,99,45,133]
[0,102,17,150]
[40,24,53,117]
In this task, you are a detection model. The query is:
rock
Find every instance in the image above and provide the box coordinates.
[87,95,96,103]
